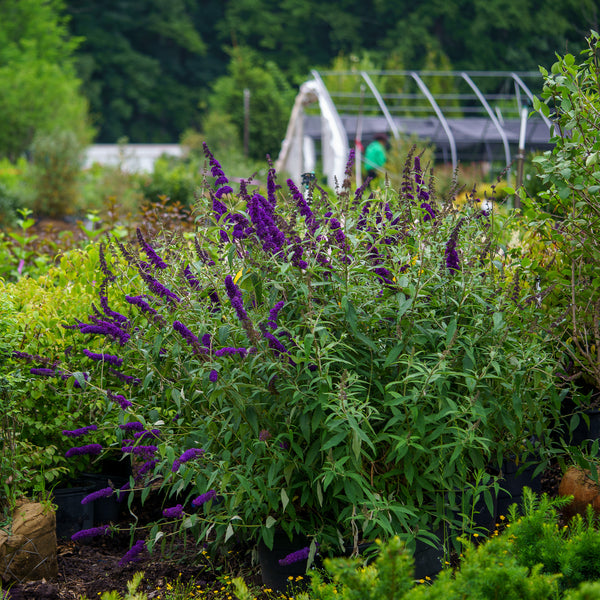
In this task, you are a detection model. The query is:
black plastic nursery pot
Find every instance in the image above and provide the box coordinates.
[52,483,95,539]
[81,473,129,526]
[495,459,542,519]
[569,409,600,447]
[257,531,318,592]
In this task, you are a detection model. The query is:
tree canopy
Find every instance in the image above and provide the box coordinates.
[5,0,598,150]
[0,0,91,159]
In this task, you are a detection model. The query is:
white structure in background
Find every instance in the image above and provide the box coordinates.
[276,69,554,189]
[84,144,183,173]
[275,73,349,189]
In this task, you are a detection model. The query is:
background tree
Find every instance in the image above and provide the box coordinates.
[61,0,598,144]
[207,46,295,161]
[0,0,92,160]
[65,0,223,143]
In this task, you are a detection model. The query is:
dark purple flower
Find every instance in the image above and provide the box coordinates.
[136,460,157,478]
[279,546,312,566]
[209,369,218,383]
[108,369,142,386]
[214,346,248,358]
[162,505,184,519]
[134,429,161,441]
[119,422,145,432]
[116,481,132,502]
[125,294,161,321]
[82,348,124,367]
[12,351,52,364]
[30,367,56,377]
[62,424,98,438]
[79,321,130,346]
[143,275,180,304]
[81,487,113,505]
[65,444,103,458]
[414,155,423,185]
[137,228,167,269]
[99,296,129,325]
[171,448,205,472]
[420,202,436,222]
[225,275,249,322]
[259,429,271,441]
[99,243,116,282]
[192,490,217,507]
[107,390,133,409]
[267,301,285,330]
[215,185,234,199]
[119,540,147,566]
[445,218,464,273]
[173,320,205,353]
[263,330,288,355]
[121,445,158,458]
[202,333,211,348]
[183,265,201,290]
[71,525,110,542]
[373,266,395,288]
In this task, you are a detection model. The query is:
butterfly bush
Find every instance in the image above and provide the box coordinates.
[32,146,563,563]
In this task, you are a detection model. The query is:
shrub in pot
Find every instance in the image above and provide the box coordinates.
[17,145,563,566]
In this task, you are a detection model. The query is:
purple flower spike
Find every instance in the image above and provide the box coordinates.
[224,275,249,322]
[82,349,124,367]
[119,540,147,566]
[445,218,464,273]
[192,490,217,507]
[137,228,167,269]
[81,487,113,505]
[107,390,133,409]
[171,448,205,472]
[267,301,285,330]
[65,444,102,458]
[209,369,218,383]
[30,367,56,377]
[259,429,271,441]
[420,202,436,222]
[162,505,184,519]
[62,424,98,438]
[121,445,158,458]
[279,546,312,566]
[173,320,204,352]
[119,421,145,432]
[71,525,110,542]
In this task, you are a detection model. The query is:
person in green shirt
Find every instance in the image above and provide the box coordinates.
[364,132,388,181]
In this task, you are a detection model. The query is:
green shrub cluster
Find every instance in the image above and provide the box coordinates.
[245,490,600,600]
[8,140,565,566]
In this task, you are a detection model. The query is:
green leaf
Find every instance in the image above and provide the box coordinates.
[280,489,289,512]
[322,430,347,450]
[265,515,277,529]
[383,343,404,368]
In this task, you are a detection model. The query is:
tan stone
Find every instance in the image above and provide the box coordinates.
[558,465,600,521]
[0,501,57,584]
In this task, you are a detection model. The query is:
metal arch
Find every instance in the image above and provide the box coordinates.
[359,71,401,139]
[510,73,553,131]
[461,72,511,169]
[409,71,457,169]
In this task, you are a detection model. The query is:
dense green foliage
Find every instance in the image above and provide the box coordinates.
[10,145,563,560]
[61,0,596,145]
[0,0,92,160]
[524,32,600,397]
